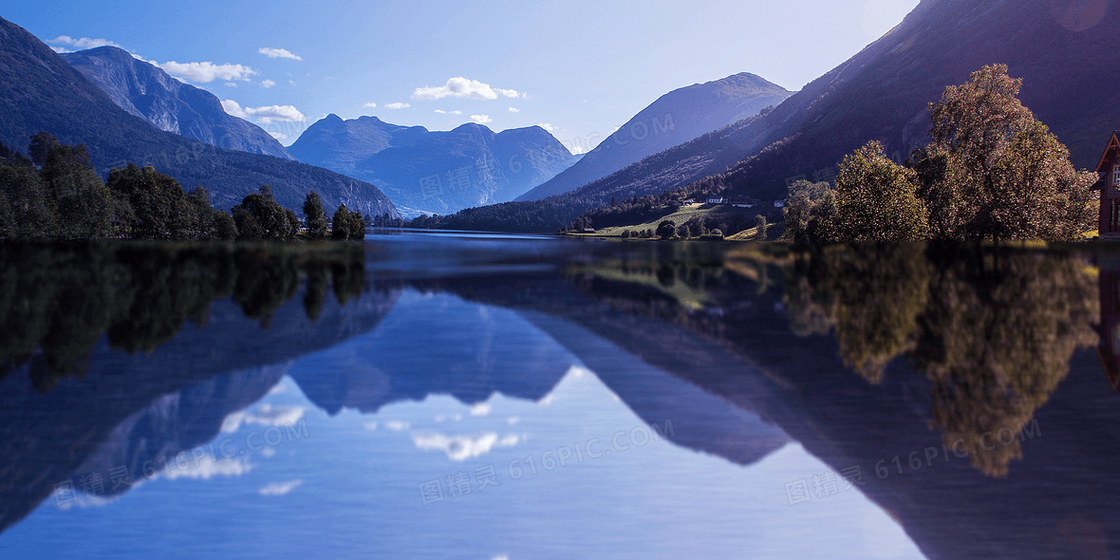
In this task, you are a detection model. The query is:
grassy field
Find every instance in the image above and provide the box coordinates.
[593,203,759,237]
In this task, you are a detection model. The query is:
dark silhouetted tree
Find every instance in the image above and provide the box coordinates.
[656,220,677,239]
[303,191,328,240]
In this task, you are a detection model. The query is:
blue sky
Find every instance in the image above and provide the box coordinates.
[7,0,918,152]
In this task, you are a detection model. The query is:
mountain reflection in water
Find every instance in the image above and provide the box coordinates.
[2,236,1120,559]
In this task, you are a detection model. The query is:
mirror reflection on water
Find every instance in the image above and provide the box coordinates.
[2,233,1118,559]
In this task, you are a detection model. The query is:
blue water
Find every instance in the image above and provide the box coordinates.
[8,233,1118,559]
[0,289,922,559]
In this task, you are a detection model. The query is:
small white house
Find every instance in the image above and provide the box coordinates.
[774,200,785,208]
[707,197,725,205]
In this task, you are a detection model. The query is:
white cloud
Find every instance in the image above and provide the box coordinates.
[412,77,522,101]
[259,480,302,496]
[259,47,302,61]
[261,79,276,88]
[385,421,410,431]
[508,107,520,113]
[470,114,492,125]
[162,455,253,480]
[222,99,248,119]
[50,46,74,54]
[222,100,305,124]
[470,403,492,416]
[385,102,411,110]
[537,123,556,133]
[220,404,305,432]
[507,417,520,426]
[363,422,379,431]
[246,404,305,425]
[268,131,287,140]
[159,61,256,83]
[364,102,377,108]
[224,82,238,88]
[412,432,521,461]
[434,109,462,115]
[50,36,122,50]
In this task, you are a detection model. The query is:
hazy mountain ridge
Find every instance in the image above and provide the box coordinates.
[515,72,792,201]
[61,46,293,160]
[289,116,577,215]
[0,18,398,217]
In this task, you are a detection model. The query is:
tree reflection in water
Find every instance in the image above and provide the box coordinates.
[783,244,1098,476]
[0,242,366,393]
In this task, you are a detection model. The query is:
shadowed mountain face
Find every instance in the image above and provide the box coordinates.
[0,18,397,217]
[437,0,1120,232]
[61,47,292,161]
[697,0,1120,202]
[289,116,576,216]
[515,72,792,201]
[583,0,1120,203]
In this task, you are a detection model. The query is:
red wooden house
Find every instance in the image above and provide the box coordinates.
[1095,131,1120,239]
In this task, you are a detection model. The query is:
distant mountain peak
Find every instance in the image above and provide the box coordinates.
[61,47,292,160]
[514,71,792,201]
[289,114,577,216]
[0,16,396,218]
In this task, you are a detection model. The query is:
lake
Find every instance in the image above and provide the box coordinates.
[1,233,1117,559]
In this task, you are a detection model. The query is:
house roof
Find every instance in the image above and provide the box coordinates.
[1095,131,1120,173]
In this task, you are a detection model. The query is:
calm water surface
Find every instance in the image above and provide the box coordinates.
[1,234,1118,559]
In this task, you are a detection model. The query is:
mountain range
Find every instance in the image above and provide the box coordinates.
[289,115,577,216]
[685,0,1120,202]
[61,46,293,161]
[0,18,397,217]
[515,72,792,201]
[426,0,1120,232]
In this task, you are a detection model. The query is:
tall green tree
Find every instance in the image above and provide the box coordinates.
[0,147,57,240]
[303,191,328,240]
[232,186,297,241]
[348,208,366,240]
[107,164,190,240]
[826,141,928,242]
[782,180,836,245]
[332,203,353,240]
[914,64,1095,241]
[35,133,113,239]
